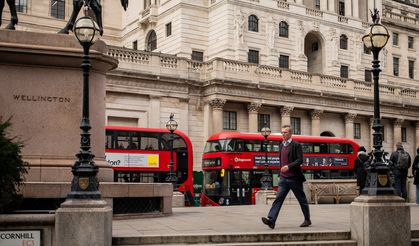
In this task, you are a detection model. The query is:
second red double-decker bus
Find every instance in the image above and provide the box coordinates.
[201,132,359,206]
[105,126,194,205]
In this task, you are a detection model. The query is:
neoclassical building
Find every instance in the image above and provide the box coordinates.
[2,0,419,171]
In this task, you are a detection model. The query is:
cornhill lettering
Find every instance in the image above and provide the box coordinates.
[13,95,71,103]
[0,232,34,239]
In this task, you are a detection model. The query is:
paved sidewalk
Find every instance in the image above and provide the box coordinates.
[113,203,419,237]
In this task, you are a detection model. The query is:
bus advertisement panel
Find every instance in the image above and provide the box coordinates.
[201,132,359,206]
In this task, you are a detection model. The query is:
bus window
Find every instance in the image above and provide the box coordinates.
[117,132,129,149]
[139,132,159,150]
[203,171,228,196]
[267,140,280,152]
[235,139,245,152]
[301,143,313,153]
[204,140,225,153]
[244,140,262,152]
[312,143,328,153]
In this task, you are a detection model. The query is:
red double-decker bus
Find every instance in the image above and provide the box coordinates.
[105,126,194,205]
[201,132,359,206]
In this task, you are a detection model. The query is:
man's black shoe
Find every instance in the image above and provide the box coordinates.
[300,220,312,227]
[261,217,275,229]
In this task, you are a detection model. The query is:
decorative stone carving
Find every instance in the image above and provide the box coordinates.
[280,106,294,116]
[345,113,357,123]
[209,98,226,111]
[248,102,262,113]
[234,10,245,45]
[394,118,404,127]
[311,109,323,120]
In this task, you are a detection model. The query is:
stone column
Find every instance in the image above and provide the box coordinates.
[345,113,357,139]
[311,109,323,136]
[209,98,226,135]
[280,106,293,127]
[328,0,335,13]
[248,102,262,132]
[352,0,359,18]
[416,122,419,150]
[320,0,328,11]
[344,0,351,16]
[149,95,161,127]
[393,118,403,146]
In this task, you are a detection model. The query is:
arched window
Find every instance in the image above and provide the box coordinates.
[248,15,258,32]
[279,21,288,38]
[340,34,348,49]
[146,30,157,51]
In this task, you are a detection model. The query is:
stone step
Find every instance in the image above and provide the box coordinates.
[112,231,351,245]
[132,240,357,246]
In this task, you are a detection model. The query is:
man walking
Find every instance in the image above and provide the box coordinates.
[261,125,311,229]
[390,142,411,200]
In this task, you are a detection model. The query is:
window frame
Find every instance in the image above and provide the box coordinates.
[51,0,65,19]
[408,36,414,49]
[258,114,270,132]
[340,65,349,78]
[291,117,301,135]
[191,51,204,62]
[409,60,415,79]
[401,127,407,142]
[223,111,237,130]
[393,32,399,46]
[354,123,361,139]
[248,49,259,64]
[393,57,400,76]
[166,22,172,37]
[279,55,289,69]
[248,15,259,32]
[278,21,289,38]
[146,30,157,51]
[364,69,372,82]
[340,35,348,50]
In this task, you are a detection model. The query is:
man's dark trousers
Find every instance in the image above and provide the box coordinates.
[267,177,310,224]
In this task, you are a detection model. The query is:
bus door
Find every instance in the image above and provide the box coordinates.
[230,170,252,205]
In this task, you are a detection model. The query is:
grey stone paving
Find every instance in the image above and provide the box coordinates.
[113,203,419,237]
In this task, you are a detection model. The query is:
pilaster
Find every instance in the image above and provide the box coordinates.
[393,118,404,146]
[248,102,262,133]
[209,98,227,135]
[311,109,323,136]
[280,106,294,126]
[345,113,357,139]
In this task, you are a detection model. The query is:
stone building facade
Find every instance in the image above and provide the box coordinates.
[2,0,419,171]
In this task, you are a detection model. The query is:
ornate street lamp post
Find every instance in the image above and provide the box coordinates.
[67,14,102,199]
[260,124,273,190]
[166,113,178,191]
[361,9,394,195]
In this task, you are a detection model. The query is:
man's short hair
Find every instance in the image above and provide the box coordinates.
[282,125,293,134]
[396,142,403,148]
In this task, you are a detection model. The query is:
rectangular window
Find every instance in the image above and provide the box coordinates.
[291,117,301,135]
[191,51,204,62]
[166,22,172,37]
[339,0,345,16]
[51,0,65,19]
[340,65,349,78]
[248,50,259,64]
[393,57,400,76]
[408,36,414,49]
[364,69,372,82]
[258,114,270,132]
[401,127,407,142]
[279,55,289,69]
[354,123,361,139]
[364,44,371,54]
[315,0,320,9]
[16,0,27,12]
[393,32,399,46]
[409,60,415,79]
[223,111,237,130]
[132,40,138,50]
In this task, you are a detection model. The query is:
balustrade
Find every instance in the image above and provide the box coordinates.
[106,46,417,102]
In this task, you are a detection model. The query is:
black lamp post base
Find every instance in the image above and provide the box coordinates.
[68,175,101,199]
[361,171,396,196]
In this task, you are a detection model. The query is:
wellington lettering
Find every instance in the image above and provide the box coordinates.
[13,94,71,103]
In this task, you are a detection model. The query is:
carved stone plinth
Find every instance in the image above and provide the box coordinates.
[350,195,410,246]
